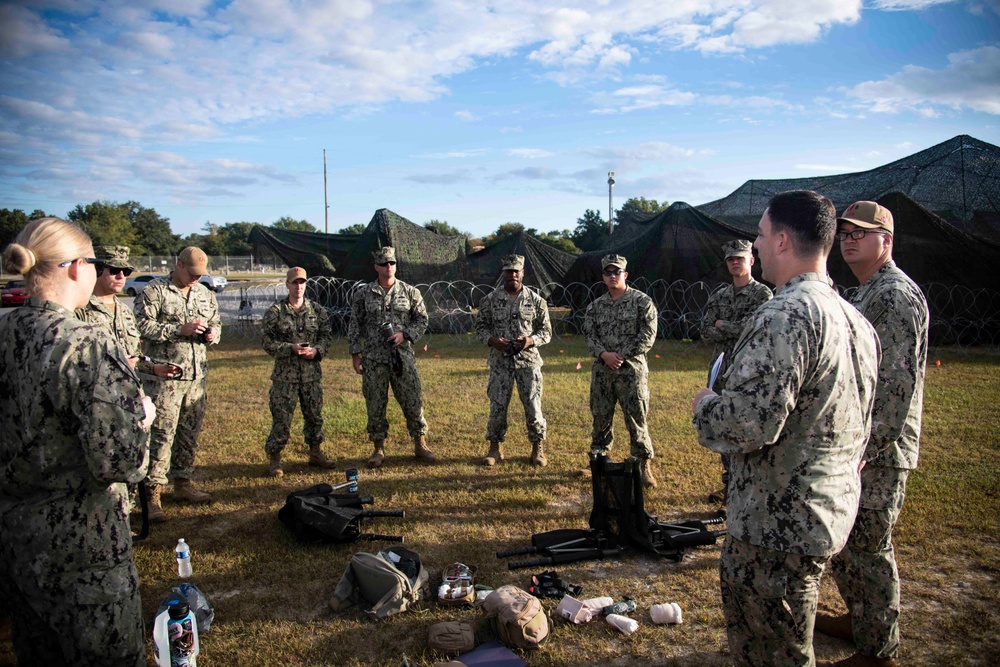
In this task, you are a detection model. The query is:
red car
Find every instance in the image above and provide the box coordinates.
[1,280,28,307]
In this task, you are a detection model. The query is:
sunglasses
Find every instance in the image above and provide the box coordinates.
[99,264,133,277]
[602,269,624,277]
[377,261,397,267]
[58,257,101,268]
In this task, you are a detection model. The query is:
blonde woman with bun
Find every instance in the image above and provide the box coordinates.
[0,217,153,666]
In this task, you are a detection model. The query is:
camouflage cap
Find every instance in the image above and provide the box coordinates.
[372,246,396,264]
[501,254,525,271]
[94,245,136,270]
[838,201,894,234]
[722,239,753,259]
[601,253,627,270]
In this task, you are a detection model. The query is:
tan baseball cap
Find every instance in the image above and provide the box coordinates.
[178,247,209,276]
[838,201,894,234]
[286,267,307,283]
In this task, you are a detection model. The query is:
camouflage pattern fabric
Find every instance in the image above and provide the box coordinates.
[361,353,428,441]
[699,279,773,391]
[475,286,552,442]
[0,298,148,666]
[134,275,220,484]
[583,287,657,457]
[77,294,155,374]
[693,273,880,558]
[720,535,827,667]
[349,279,428,441]
[827,261,928,659]
[262,298,333,453]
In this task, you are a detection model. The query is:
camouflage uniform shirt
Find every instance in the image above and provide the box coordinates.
[133,275,221,379]
[850,260,928,471]
[693,273,881,557]
[583,286,658,372]
[262,298,333,382]
[77,294,156,375]
[475,286,552,369]
[348,279,428,364]
[700,279,773,385]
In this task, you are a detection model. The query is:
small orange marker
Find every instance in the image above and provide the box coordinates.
[935,359,941,366]
[576,362,582,370]
[655,354,660,358]
[424,344,428,352]
[559,350,564,354]
[434,354,440,358]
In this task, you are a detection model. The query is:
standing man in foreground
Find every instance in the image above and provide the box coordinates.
[474,254,553,466]
[134,246,221,522]
[583,253,659,487]
[691,190,880,667]
[814,201,929,667]
[348,246,437,468]
[261,267,336,477]
[699,239,773,504]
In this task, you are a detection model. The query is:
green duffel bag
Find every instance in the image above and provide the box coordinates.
[328,546,429,619]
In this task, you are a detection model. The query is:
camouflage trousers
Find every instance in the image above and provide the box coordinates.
[828,466,910,659]
[266,380,325,454]
[143,377,207,486]
[486,364,546,443]
[589,365,653,459]
[0,556,144,666]
[361,354,427,442]
[720,535,827,667]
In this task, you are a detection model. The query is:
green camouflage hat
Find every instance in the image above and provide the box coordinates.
[372,246,396,264]
[95,245,136,270]
[722,240,752,259]
[601,253,627,270]
[501,254,525,271]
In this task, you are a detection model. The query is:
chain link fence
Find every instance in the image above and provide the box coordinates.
[214,278,1000,350]
[128,255,285,275]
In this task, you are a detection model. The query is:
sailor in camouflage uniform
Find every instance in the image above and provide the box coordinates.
[348,246,437,468]
[0,218,154,666]
[699,239,773,505]
[261,267,336,477]
[582,253,659,487]
[474,254,553,466]
[814,202,929,667]
[134,246,221,521]
[692,191,880,667]
[77,245,181,380]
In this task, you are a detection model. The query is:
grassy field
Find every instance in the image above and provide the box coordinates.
[2,336,998,666]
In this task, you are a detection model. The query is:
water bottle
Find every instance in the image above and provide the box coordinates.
[176,538,192,578]
[153,600,200,667]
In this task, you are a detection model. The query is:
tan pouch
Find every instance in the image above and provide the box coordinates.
[428,621,476,654]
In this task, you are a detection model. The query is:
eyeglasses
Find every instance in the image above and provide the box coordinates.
[602,269,624,277]
[835,229,890,241]
[58,257,101,268]
[377,261,397,267]
[99,264,133,277]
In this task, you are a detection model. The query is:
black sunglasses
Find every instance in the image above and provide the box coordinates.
[377,261,397,267]
[99,264,133,277]
[602,269,624,277]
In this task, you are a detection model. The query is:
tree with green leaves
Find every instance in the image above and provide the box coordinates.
[617,196,669,221]
[1,208,32,253]
[120,201,181,256]
[424,219,467,237]
[534,229,581,254]
[338,224,366,235]
[272,216,317,233]
[571,209,608,251]
[67,201,137,249]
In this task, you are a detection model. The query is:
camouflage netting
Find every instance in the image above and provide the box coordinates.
[697,134,1000,234]
[563,202,757,288]
[464,231,578,293]
[247,226,355,277]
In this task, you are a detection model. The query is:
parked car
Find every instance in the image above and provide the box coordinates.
[123,274,163,297]
[1,280,29,307]
[199,274,228,292]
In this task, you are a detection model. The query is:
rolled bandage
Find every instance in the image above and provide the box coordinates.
[650,602,683,625]
[606,613,639,635]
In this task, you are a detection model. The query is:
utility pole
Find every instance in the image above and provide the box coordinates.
[323,149,329,234]
[607,171,615,233]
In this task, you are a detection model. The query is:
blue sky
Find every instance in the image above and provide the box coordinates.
[1,0,998,239]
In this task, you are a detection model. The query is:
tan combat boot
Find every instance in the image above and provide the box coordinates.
[640,458,658,488]
[815,612,854,641]
[707,485,727,504]
[530,441,547,467]
[308,445,336,469]
[366,440,386,469]
[482,441,503,466]
[173,478,213,503]
[267,452,283,477]
[413,435,437,463]
[146,483,166,524]
[816,655,898,667]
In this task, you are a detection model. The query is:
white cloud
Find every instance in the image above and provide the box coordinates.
[508,148,555,159]
[455,110,480,122]
[870,0,954,9]
[847,46,1000,115]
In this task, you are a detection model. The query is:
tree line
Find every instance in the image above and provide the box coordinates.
[0,196,669,259]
